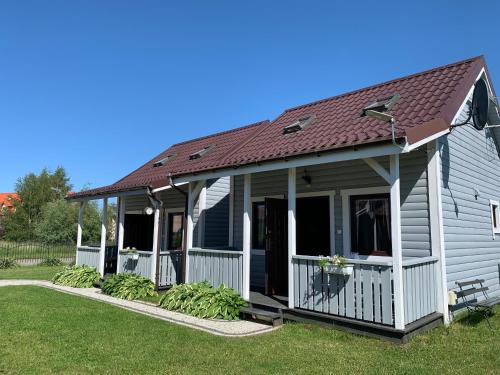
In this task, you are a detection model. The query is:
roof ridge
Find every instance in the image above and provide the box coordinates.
[171,120,269,147]
[284,55,483,113]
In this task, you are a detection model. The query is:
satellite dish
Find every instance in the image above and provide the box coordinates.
[471,78,489,130]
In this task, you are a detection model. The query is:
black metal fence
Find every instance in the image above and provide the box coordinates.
[0,240,75,265]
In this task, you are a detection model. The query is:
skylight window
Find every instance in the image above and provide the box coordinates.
[361,94,400,116]
[153,154,176,168]
[189,145,213,160]
[283,115,315,134]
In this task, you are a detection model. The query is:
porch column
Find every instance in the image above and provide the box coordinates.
[198,183,207,248]
[427,141,449,324]
[390,155,405,329]
[150,205,161,283]
[76,201,85,265]
[288,168,297,308]
[99,198,108,277]
[228,176,235,247]
[242,174,251,301]
[185,182,195,282]
[116,197,125,273]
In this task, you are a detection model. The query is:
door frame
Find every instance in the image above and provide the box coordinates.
[162,207,185,252]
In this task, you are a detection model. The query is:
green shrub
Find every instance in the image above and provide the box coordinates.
[159,282,246,320]
[102,273,157,300]
[39,257,63,266]
[52,265,100,288]
[0,258,18,269]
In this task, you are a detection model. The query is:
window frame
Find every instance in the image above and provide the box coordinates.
[490,200,500,238]
[341,186,392,260]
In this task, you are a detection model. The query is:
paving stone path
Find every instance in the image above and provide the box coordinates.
[0,280,276,337]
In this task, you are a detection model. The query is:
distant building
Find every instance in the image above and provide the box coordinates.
[0,193,19,215]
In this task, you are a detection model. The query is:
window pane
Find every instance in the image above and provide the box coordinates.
[252,202,266,249]
[168,213,184,250]
[350,194,391,256]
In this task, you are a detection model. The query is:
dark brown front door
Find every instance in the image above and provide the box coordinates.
[265,198,288,296]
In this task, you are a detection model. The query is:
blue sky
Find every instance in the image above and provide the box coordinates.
[1,1,499,192]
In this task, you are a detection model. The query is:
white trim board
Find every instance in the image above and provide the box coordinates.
[173,143,408,184]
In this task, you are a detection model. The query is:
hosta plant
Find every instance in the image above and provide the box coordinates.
[0,258,17,269]
[101,273,157,300]
[52,265,100,288]
[159,282,247,320]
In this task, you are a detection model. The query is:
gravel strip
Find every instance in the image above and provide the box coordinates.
[0,280,277,337]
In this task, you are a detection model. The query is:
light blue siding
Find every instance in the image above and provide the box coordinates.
[439,99,500,299]
[204,177,230,248]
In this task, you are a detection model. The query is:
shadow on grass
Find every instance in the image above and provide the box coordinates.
[455,309,495,327]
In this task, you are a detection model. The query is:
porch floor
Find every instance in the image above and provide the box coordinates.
[249,291,288,310]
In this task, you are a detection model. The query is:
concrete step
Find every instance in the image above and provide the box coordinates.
[240,307,283,327]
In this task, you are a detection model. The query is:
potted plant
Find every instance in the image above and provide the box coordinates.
[318,255,353,276]
[125,247,139,260]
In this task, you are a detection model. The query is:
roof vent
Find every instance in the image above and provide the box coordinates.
[153,154,176,168]
[283,115,315,134]
[361,94,400,116]
[189,145,213,160]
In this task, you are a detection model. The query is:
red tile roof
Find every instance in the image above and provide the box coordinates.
[0,193,19,211]
[71,120,269,198]
[70,56,489,199]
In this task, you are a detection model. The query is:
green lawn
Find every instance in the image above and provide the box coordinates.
[0,286,498,374]
[0,265,64,280]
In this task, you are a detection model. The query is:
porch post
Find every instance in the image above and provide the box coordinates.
[242,173,251,300]
[150,205,161,283]
[117,197,125,273]
[427,141,449,324]
[390,154,405,329]
[185,182,195,282]
[288,168,296,308]
[76,201,85,265]
[99,198,108,277]
[198,183,207,248]
[228,176,234,248]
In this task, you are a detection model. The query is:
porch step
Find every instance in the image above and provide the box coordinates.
[240,307,283,327]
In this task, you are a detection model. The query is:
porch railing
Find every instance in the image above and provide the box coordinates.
[76,246,101,269]
[118,250,152,279]
[402,257,439,325]
[292,255,395,326]
[188,248,243,294]
[159,250,183,287]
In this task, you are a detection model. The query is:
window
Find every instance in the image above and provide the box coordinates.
[490,200,500,236]
[168,212,184,250]
[350,194,391,256]
[252,202,266,249]
[153,154,176,167]
[361,94,400,116]
[283,115,315,134]
[189,145,213,160]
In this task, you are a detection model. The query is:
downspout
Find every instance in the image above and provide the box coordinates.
[168,173,189,284]
[147,187,163,290]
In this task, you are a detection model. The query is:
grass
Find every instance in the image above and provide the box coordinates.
[0,265,64,280]
[0,286,498,374]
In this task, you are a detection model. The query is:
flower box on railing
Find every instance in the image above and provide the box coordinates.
[324,264,354,276]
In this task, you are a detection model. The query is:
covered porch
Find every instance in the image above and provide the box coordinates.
[182,142,446,333]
